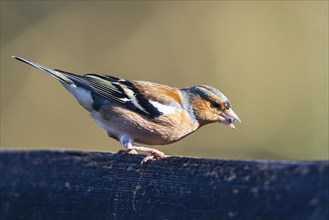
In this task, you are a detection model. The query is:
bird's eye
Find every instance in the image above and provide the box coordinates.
[224,101,231,109]
[210,101,221,109]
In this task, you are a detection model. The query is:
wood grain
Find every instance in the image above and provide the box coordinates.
[1,150,328,220]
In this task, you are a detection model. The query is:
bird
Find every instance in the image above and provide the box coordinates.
[12,56,241,163]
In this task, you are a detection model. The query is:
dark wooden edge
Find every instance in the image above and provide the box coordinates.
[1,150,328,220]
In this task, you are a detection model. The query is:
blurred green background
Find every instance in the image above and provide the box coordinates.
[1,1,328,160]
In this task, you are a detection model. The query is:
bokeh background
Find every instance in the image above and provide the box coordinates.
[1,1,328,160]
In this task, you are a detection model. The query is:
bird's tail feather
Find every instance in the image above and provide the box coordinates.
[12,56,74,85]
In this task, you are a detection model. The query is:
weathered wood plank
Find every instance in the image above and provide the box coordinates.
[0,150,328,220]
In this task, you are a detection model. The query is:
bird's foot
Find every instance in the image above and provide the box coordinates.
[119,136,166,163]
[141,149,166,164]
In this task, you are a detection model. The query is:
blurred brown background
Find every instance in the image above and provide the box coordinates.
[1,1,328,160]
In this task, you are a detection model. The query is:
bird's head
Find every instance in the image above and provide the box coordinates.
[188,85,241,128]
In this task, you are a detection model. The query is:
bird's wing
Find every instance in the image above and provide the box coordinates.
[12,56,182,118]
[55,71,182,118]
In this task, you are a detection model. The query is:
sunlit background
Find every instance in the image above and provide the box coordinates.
[1,1,328,160]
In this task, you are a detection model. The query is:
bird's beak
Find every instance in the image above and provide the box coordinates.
[219,108,241,129]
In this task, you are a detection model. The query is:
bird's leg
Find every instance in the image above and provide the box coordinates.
[119,136,166,163]
[133,146,166,164]
[109,133,137,155]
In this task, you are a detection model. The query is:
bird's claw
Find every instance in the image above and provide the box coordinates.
[141,150,166,164]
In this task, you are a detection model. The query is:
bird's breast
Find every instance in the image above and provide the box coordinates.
[91,104,199,145]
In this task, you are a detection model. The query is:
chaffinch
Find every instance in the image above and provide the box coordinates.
[12,56,241,163]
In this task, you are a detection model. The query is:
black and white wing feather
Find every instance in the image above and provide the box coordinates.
[12,56,173,119]
[54,70,163,118]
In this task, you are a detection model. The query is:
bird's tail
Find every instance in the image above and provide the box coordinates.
[12,56,75,86]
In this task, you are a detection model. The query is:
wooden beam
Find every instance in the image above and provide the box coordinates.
[1,150,328,220]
